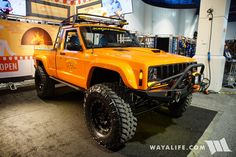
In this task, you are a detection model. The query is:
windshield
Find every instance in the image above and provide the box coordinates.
[80,26,140,49]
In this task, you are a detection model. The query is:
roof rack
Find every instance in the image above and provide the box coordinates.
[60,13,128,28]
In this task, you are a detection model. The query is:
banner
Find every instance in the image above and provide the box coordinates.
[0,0,26,15]
[76,0,133,16]
[101,0,133,16]
[8,0,26,16]
[26,0,71,21]
[77,3,102,15]
[0,20,58,79]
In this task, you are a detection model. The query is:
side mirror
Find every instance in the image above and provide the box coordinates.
[67,43,83,51]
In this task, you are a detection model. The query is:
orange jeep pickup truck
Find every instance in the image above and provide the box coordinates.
[34,14,205,150]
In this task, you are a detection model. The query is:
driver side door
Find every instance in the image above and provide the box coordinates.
[56,28,85,86]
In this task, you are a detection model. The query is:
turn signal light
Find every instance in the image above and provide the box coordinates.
[139,70,143,86]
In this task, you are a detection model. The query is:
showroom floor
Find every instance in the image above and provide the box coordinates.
[0,86,235,157]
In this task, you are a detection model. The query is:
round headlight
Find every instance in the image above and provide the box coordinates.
[148,68,158,81]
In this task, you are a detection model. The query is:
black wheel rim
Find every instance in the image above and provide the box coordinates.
[90,99,112,137]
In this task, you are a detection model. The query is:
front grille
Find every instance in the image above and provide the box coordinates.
[148,62,196,81]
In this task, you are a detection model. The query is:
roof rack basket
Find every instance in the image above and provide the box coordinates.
[60,13,128,28]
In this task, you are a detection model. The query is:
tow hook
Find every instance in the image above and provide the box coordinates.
[175,91,181,103]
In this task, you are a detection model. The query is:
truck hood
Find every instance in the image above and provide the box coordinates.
[93,47,195,66]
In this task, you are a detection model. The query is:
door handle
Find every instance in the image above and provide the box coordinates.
[60,52,66,55]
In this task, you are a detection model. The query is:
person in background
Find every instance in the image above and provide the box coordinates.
[102,0,113,16]
[102,0,122,16]
[111,0,122,16]
[224,44,232,74]
[193,31,198,40]
[0,0,12,14]
[224,45,232,61]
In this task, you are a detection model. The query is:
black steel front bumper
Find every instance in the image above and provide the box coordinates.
[136,63,205,102]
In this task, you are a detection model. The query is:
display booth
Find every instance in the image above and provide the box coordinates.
[0,0,69,82]
[0,19,58,81]
[0,0,134,83]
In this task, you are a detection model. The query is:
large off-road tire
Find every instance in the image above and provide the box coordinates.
[168,94,192,118]
[35,66,55,99]
[84,84,137,150]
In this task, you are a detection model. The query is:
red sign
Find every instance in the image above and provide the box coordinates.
[0,57,19,72]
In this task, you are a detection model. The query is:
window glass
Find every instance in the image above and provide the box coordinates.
[80,26,140,49]
[64,30,81,51]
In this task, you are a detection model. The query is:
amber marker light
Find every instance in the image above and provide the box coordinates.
[139,70,143,86]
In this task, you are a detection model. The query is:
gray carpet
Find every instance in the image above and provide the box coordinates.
[0,87,217,157]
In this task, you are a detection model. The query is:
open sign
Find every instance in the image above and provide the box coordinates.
[0,57,18,72]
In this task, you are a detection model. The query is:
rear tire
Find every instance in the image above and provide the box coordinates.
[84,83,137,150]
[168,94,192,118]
[35,66,55,99]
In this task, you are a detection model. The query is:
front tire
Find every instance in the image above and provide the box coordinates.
[168,94,192,118]
[84,84,137,150]
[35,66,55,99]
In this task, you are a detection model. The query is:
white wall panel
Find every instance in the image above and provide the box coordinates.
[152,7,180,36]
[178,9,198,37]
[124,0,145,34]
[124,0,198,37]
[226,22,236,40]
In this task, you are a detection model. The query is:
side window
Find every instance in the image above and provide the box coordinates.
[64,30,82,51]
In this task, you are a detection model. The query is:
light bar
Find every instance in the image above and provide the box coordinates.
[61,13,128,28]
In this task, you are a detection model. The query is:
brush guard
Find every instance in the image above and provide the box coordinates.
[135,63,205,103]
